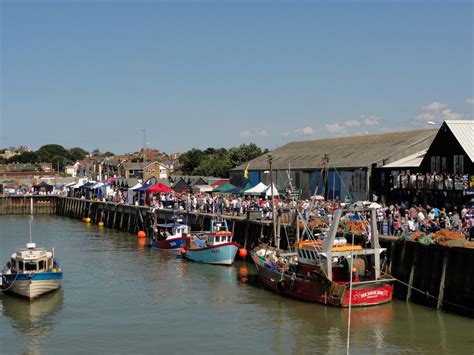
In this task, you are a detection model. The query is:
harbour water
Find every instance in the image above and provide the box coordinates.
[0,216,472,354]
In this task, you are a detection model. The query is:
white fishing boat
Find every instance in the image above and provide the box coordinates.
[1,242,63,300]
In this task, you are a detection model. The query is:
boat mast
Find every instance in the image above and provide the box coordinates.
[268,154,279,249]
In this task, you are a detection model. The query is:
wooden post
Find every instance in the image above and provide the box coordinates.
[406,245,418,302]
[437,252,449,310]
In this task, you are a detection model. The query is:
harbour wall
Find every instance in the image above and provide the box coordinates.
[1,195,472,317]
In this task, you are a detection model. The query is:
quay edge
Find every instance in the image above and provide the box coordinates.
[0,195,473,318]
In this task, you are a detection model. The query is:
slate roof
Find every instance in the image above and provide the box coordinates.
[232,129,438,171]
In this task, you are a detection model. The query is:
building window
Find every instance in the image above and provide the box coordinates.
[454,155,464,174]
[431,156,441,173]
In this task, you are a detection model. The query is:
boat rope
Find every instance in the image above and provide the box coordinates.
[0,271,20,293]
[346,232,355,355]
[373,266,474,312]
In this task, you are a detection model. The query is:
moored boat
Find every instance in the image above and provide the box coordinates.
[252,207,394,307]
[1,243,63,300]
[150,218,191,251]
[182,218,239,266]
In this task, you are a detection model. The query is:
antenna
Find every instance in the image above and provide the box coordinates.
[142,128,147,164]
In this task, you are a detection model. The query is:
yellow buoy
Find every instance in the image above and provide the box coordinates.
[85,217,91,223]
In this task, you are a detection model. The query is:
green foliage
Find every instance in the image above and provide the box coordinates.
[179,148,206,175]
[103,151,115,157]
[179,143,266,177]
[51,155,68,171]
[91,148,101,156]
[7,151,39,164]
[68,147,89,161]
[37,144,69,162]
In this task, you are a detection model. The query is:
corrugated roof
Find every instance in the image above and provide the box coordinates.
[445,120,474,162]
[233,129,437,171]
[382,150,427,168]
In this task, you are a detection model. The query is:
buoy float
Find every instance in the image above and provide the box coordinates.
[82,217,86,222]
[137,231,146,238]
[239,248,248,258]
[85,217,91,223]
[179,248,186,255]
[98,221,104,227]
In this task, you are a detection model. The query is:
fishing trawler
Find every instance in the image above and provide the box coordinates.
[252,207,394,307]
[150,215,191,251]
[1,242,63,300]
[181,218,240,266]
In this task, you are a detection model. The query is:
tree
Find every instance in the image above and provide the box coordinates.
[51,155,68,171]
[179,148,205,174]
[37,144,69,162]
[7,151,38,164]
[103,151,115,157]
[228,143,267,167]
[68,147,89,161]
[91,148,101,156]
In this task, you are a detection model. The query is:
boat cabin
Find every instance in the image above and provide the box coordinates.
[156,223,190,240]
[204,219,233,246]
[8,243,54,273]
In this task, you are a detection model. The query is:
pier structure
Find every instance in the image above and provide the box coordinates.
[0,195,472,317]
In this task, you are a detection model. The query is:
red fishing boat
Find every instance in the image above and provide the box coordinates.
[251,207,394,307]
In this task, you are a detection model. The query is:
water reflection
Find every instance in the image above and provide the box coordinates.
[1,289,63,353]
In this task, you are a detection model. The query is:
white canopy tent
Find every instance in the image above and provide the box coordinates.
[192,185,214,193]
[244,182,268,195]
[264,183,280,197]
[127,182,143,205]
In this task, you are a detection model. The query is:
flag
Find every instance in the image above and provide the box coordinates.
[243,163,249,180]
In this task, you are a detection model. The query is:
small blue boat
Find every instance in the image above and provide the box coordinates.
[1,243,63,300]
[150,215,191,251]
[182,219,239,266]
[150,222,191,251]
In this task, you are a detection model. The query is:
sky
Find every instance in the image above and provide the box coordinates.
[1,0,473,154]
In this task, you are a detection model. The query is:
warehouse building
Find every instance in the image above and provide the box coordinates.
[230,128,438,201]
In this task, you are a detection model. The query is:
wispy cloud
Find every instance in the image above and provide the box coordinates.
[422,102,448,111]
[282,126,315,137]
[465,98,474,104]
[325,123,347,133]
[325,116,380,134]
[239,130,269,138]
[415,101,468,124]
[363,116,380,126]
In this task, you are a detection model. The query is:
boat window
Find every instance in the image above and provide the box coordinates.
[38,260,45,270]
[25,262,37,271]
[18,261,23,270]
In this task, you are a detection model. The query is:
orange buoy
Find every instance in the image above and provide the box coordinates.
[82,217,86,222]
[98,221,104,227]
[137,238,146,247]
[85,217,91,223]
[179,248,186,255]
[137,231,146,238]
[239,248,248,258]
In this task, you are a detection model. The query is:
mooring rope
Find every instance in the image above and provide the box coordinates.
[374,266,474,312]
[0,271,20,293]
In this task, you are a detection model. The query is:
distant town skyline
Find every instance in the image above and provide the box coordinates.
[1,1,473,154]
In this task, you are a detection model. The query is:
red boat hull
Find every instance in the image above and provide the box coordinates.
[255,263,393,307]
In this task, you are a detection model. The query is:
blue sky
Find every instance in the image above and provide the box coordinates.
[1,0,473,154]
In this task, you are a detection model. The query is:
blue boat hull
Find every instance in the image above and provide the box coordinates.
[3,272,63,300]
[151,237,189,251]
[184,243,239,265]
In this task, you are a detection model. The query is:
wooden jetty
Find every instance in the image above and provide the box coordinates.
[0,195,472,317]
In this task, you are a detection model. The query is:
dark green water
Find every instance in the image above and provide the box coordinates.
[0,216,472,354]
